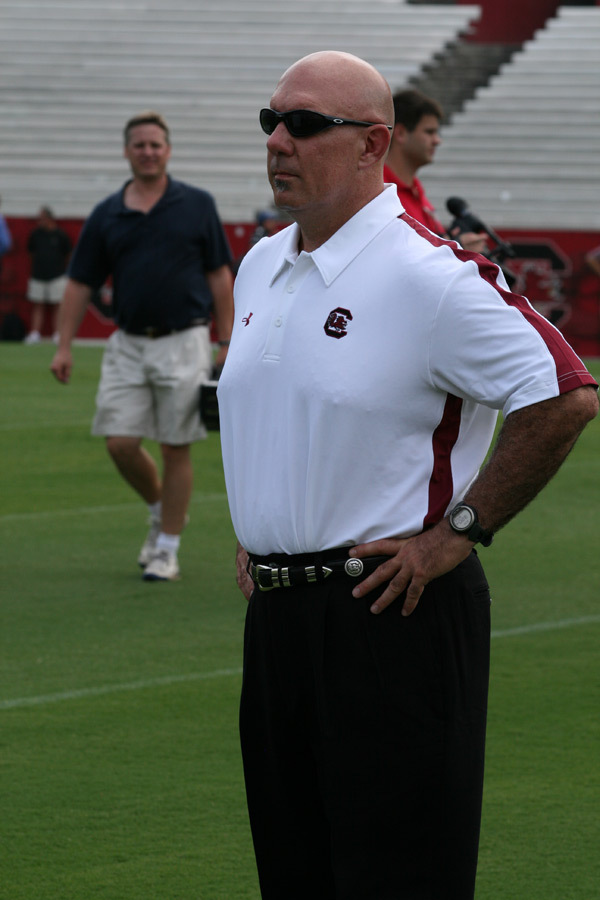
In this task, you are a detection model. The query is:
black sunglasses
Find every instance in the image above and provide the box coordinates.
[260,108,393,138]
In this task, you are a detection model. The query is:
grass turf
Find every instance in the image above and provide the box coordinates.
[0,343,598,898]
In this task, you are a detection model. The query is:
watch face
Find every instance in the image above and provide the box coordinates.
[452,506,475,531]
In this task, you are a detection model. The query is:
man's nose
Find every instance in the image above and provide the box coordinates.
[266,122,293,154]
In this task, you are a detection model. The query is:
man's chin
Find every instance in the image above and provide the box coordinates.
[135,169,165,181]
[272,178,293,193]
[271,185,297,211]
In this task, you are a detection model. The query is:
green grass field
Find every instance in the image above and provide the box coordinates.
[1,343,598,899]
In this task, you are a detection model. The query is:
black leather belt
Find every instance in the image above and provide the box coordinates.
[248,548,391,592]
[124,318,209,339]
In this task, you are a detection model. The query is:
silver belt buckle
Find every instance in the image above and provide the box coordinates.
[254,563,292,591]
[254,564,277,591]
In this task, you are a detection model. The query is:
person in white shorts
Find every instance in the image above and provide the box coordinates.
[51,111,234,581]
[25,207,72,343]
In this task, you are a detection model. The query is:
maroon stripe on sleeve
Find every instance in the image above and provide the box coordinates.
[400,214,598,394]
[474,259,596,393]
[423,393,463,529]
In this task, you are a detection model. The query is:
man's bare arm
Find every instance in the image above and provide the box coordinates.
[206,264,234,369]
[351,385,599,615]
[236,542,254,601]
[463,385,598,532]
[50,279,93,384]
[585,251,600,279]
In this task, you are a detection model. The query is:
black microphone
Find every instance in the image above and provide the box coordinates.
[446,197,515,258]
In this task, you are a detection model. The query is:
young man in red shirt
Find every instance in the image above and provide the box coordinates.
[385,88,487,253]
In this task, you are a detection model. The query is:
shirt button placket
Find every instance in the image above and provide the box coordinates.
[263,258,312,360]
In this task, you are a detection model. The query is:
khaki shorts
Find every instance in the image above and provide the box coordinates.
[92,326,212,444]
[27,275,68,303]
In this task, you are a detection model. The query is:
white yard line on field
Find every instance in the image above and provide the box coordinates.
[0,493,228,524]
[0,668,244,710]
[490,614,600,638]
[2,616,599,711]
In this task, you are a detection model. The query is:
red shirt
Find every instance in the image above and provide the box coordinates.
[383,164,445,236]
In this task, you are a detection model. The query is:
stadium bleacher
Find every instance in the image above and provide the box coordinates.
[0,0,481,221]
[0,3,598,354]
[0,2,598,231]
[422,5,600,230]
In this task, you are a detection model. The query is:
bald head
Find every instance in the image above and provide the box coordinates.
[275,51,394,128]
[265,51,394,250]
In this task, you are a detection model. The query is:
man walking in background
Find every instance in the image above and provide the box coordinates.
[51,111,234,582]
[217,51,597,898]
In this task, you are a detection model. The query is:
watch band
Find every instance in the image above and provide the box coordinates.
[448,503,494,547]
[465,519,494,547]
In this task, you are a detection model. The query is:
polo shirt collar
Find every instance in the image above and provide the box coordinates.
[113,175,182,215]
[269,184,402,287]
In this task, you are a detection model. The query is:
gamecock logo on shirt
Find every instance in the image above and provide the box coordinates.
[324,307,353,339]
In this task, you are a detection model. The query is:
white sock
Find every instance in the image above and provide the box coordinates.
[156,532,180,555]
[148,501,162,520]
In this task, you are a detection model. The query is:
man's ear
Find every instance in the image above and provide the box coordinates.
[392,123,408,147]
[358,125,392,170]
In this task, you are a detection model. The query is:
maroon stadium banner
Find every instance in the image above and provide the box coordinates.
[1,217,599,357]
[497,229,600,359]
[0,217,255,344]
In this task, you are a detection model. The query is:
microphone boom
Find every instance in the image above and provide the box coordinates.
[446,196,515,259]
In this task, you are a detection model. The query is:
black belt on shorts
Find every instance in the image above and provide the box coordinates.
[124,318,209,339]
[247,547,391,592]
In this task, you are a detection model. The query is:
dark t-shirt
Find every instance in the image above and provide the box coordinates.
[68,177,232,331]
[27,227,72,280]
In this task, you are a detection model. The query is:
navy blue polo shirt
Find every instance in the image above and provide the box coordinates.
[68,177,232,331]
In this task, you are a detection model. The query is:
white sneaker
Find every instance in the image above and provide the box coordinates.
[143,549,181,582]
[137,516,162,568]
[24,331,42,344]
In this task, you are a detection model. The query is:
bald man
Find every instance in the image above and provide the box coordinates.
[217,52,597,899]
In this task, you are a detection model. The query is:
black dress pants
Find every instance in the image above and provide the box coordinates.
[240,552,491,900]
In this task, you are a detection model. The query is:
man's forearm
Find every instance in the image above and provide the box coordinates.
[57,279,92,348]
[464,386,598,534]
[351,385,597,616]
[207,265,234,342]
[51,280,93,383]
[585,254,600,279]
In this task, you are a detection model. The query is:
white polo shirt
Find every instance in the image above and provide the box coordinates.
[218,186,594,555]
